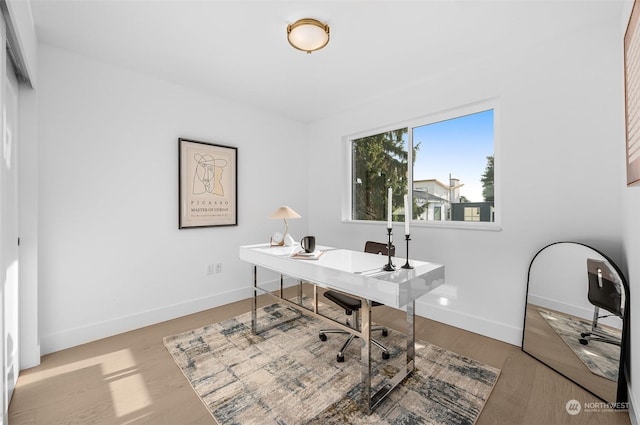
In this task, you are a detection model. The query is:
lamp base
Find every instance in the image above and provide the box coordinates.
[270,231,284,246]
[284,233,295,247]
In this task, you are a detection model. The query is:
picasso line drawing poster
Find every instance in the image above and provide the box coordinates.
[179,138,237,228]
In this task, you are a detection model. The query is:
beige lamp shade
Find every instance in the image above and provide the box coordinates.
[269,206,301,246]
[269,206,301,220]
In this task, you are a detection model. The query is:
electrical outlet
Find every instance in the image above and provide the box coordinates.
[215,263,223,274]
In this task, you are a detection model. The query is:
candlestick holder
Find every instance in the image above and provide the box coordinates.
[402,234,414,269]
[383,227,396,271]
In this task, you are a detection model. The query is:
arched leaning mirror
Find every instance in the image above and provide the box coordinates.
[522,241,629,404]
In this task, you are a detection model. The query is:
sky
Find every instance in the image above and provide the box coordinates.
[412,109,494,202]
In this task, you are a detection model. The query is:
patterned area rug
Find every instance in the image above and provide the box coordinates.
[538,310,621,381]
[164,302,500,424]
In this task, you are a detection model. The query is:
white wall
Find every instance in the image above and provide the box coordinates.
[306,17,625,346]
[37,44,308,354]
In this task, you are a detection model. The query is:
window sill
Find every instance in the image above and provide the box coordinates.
[344,219,502,232]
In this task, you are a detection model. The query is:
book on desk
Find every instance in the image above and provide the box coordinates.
[290,250,325,260]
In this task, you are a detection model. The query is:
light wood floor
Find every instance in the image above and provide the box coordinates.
[8,288,632,425]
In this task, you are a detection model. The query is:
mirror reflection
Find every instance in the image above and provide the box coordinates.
[522,242,628,404]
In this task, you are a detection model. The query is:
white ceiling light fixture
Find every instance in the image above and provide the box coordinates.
[287,18,330,53]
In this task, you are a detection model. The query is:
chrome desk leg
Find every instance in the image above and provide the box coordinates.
[298,280,303,304]
[250,266,303,335]
[361,298,372,412]
[313,285,318,314]
[367,300,416,412]
[407,301,416,373]
[251,265,257,334]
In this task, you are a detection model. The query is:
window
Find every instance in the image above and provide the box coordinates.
[349,106,495,227]
[351,128,408,221]
[433,206,441,221]
[413,110,494,223]
[463,207,481,222]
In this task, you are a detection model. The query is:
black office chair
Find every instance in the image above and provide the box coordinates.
[318,241,393,362]
[579,259,624,346]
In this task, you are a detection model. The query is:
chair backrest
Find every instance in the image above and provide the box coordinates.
[587,258,623,317]
[364,241,395,256]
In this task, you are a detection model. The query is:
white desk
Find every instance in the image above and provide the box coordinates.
[239,243,445,412]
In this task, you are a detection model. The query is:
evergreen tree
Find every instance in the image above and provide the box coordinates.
[352,129,415,221]
[481,155,494,202]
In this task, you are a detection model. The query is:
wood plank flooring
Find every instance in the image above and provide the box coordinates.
[8,287,632,424]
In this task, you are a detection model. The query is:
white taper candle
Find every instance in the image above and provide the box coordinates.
[387,187,392,229]
[404,194,410,235]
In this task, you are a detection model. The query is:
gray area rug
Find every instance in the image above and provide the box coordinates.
[539,310,621,381]
[164,302,500,424]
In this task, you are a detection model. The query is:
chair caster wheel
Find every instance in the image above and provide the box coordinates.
[382,351,390,360]
[579,338,589,345]
[319,333,327,341]
[382,329,388,337]
[337,355,345,363]
[580,332,588,338]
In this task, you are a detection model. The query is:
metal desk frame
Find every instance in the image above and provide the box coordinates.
[240,244,444,413]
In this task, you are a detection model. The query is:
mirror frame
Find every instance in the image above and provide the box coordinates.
[522,241,630,404]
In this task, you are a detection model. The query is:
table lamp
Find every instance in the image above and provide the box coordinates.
[269,206,301,246]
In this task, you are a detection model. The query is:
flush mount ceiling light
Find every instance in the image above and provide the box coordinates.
[287,18,330,53]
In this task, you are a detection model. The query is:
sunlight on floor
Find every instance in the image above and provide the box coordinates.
[18,348,152,418]
[108,372,152,417]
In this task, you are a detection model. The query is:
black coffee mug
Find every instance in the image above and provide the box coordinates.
[301,236,316,253]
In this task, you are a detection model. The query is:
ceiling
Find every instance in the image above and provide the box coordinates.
[30,0,626,123]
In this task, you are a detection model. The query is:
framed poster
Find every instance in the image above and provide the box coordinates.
[179,138,237,228]
[625,0,640,186]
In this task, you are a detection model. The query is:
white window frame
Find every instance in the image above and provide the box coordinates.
[342,98,501,231]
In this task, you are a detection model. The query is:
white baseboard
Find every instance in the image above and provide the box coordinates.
[415,299,523,346]
[39,277,300,355]
[41,278,523,355]
[19,342,41,369]
[527,294,592,321]
[527,294,622,329]
[628,384,638,425]
[40,286,253,355]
